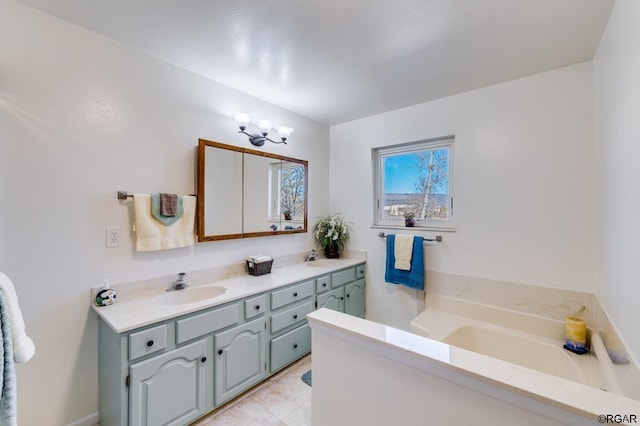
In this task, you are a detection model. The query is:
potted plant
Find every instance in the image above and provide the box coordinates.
[404,212,416,227]
[283,209,292,221]
[312,213,350,258]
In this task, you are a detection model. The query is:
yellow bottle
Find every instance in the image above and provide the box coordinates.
[564,316,587,354]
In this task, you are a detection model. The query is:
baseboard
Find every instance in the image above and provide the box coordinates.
[67,412,99,426]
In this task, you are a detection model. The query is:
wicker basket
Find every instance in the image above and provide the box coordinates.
[246,259,273,276]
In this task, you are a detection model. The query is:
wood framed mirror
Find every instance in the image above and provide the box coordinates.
[197,139,308,241]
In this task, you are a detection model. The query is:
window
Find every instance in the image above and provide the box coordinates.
[373,136,454,229]
[269,161,306,222]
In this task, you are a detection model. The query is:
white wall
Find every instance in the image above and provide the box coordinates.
[594,0,640,364]
[330,62,596,330]
[0,1,329,424]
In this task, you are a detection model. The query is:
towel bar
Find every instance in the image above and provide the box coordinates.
[117,191,196,200]
[378,232,442,242]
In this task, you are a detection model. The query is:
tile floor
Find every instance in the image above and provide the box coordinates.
[191,354,312,425]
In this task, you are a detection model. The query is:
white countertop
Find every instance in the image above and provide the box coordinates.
[92,255,366,334]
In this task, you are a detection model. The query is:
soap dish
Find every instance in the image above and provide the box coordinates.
[563,344,588,355]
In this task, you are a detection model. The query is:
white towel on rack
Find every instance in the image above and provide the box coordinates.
[0,273,35,364]
[133,194,196,252]
[394,234,415,271]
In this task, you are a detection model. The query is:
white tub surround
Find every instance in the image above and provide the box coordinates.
[92,251,366,333]
[308,309,640,426]
[424,271,594,325]
[411,295,640,399]
[419,274,640,398]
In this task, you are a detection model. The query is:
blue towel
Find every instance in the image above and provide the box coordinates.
[384,234,425,291]
[0,292,17,426]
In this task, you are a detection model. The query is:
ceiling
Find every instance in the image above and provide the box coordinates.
[19,0,614,125]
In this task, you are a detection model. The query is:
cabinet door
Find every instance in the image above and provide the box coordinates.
[316,287,344,312]
[214,318,266,405]
[345,279,365,318]
[129,340,207,426]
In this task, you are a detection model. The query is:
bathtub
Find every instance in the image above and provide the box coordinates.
[410,295,631,399]
[308,307,640,426]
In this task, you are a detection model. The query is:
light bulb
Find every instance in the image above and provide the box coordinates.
[277,126,294,142]
[233,113,251,130]
[258,120,272,136]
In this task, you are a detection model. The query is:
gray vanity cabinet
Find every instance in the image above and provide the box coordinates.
[129,339,207,426]
[270,324,311,372]
[345,279,366,318]
[268,279,314,373]
[97,262,366,425]
[316,287,344,312]
[315,264,366,318]
[214,318,266,405]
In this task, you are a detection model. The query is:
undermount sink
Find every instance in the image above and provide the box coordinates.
[154,286,227,305]
[305,259,345,267]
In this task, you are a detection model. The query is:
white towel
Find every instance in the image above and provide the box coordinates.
[394,234,415,271]
[134,194,196,252]
[0,273,35,364]
[246,255,272,263]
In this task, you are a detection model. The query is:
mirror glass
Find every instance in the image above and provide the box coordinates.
[197,139,308,241]
[243,155,278,234]
[203,145,243,237]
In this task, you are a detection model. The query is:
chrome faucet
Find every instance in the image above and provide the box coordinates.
[304,249,318,262]
[167,272,189,292]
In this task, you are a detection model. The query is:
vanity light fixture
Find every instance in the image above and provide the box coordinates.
[233,113,294,146]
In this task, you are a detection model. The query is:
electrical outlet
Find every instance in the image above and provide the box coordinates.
[106,227,121,248]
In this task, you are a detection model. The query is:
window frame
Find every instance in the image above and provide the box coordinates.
[372,136,455,231]
[268,161,306,223]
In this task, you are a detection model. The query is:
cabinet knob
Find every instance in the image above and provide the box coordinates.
[347,294,350,298]
[255,305,261,310]
[218,349,223,355]
[201,357,207,363]
[293,292,298,297]
[146,340,154,347]
[293,314,298,320]
[293,344,298,349]
[340,297,344,300]
[322,283,327,287]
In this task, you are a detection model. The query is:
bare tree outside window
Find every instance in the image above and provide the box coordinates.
[413,149,449,220]
[375,138,452,227]
[280,165,305,216]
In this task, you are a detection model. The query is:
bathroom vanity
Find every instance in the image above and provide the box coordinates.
[94,258,365,426]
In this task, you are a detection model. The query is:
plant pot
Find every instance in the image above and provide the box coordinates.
[284,214,292,221]
[405,218,415,227]
[324,243,340,259]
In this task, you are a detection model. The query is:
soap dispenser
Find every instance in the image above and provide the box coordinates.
[95,279,117,306]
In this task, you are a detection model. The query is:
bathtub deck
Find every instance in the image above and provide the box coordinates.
[410,295,634,399]
[411,307,604,389]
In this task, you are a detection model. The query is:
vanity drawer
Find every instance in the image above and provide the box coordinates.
[331,267,355,288]
[270,300,314,334]
[244,294,266,320]
[270,324,311,372]
[315,275,331,294]
[176,303,240,344]
[129,324,167,361]
[356,264,365,280]
[271,280,313,310]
